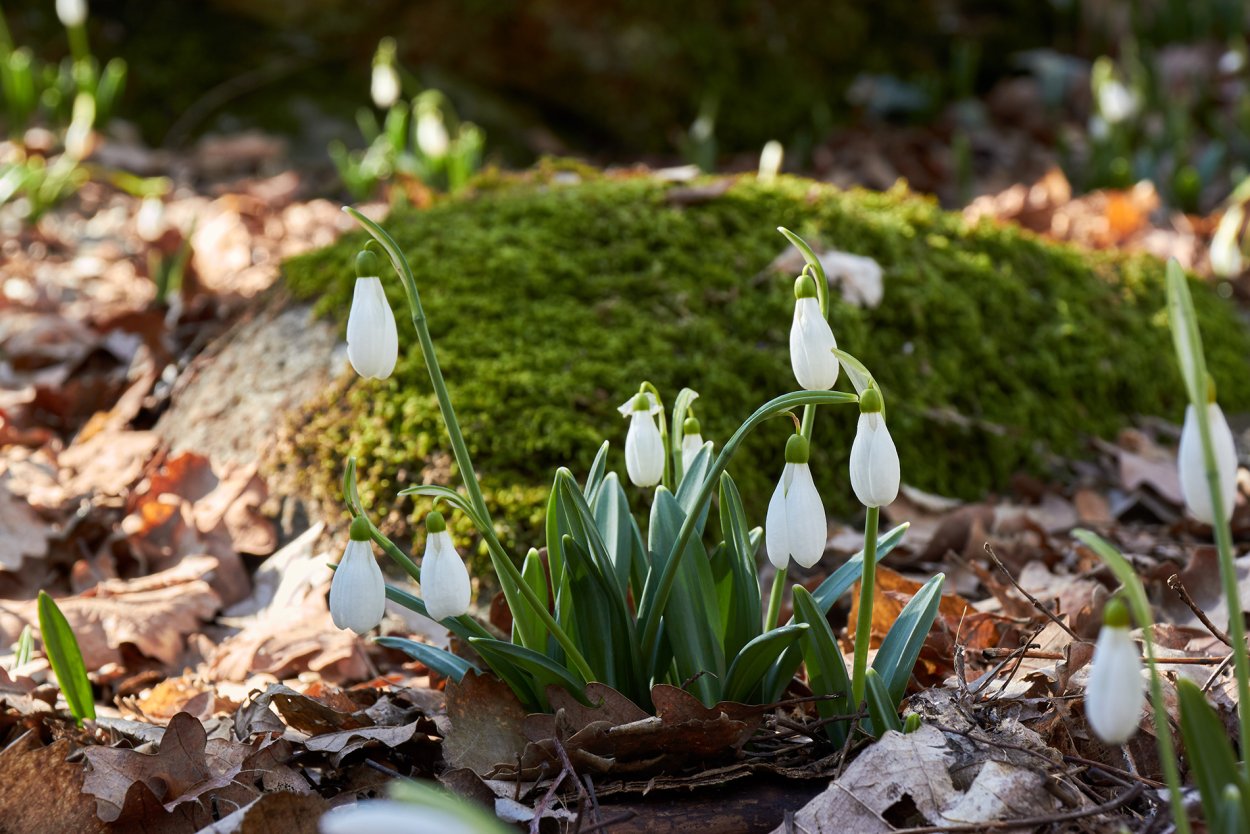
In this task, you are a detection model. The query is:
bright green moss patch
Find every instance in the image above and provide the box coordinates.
[281,172,1250,555]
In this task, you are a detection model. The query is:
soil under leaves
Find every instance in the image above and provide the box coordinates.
[2,133,1249,832]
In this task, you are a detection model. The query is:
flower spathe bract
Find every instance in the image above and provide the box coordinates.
[329,533,386,635]
[1178,401,1238,525]
[346,272,399,380]
[1085,604,1145,745]
[620,392,664,487]
[849,410,900,508]
[420,513,471,622]
[789,277,838,390]
[765,437,827,569]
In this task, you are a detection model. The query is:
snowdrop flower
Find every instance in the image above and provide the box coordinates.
[681,416,707,473]
[619,392,664,488]
[346,247,399,380]
[849,387,900,508]
[329,517,386,635]
[790,273,838,390]
[1097,79,1138,124]
[370,39,401,110]
[415,97,451,158]
[420,511,471,622]
[1085,599,1145,744]
[1178,394,1238,525]
[320,800,473,834]
[56,0,87,28]
[758,140,784,182]
[765,434,827,569]
[1210,203,1244,278]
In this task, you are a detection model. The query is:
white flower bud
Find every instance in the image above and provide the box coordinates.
[371,63,401,110]
[329,531,386,635]
[416,109,451,158]
[765,436,827,569]
[620,392,664,488]
[1178,401,1238,524]
[790,280,838,390]
[347,250,399,380]
[681,432,705,474]
[1210,204,1244,279]
[420,513,471,622]
[320,800,472,834]
[1085,603,1145,745]
[849,400,900,508]
[56,0,87,28]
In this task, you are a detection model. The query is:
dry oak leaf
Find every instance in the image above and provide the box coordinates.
[442,671,530,776]
[0,482,49,571]
[0,556,221,670]
[304,720,432,766]
[81,711,275,823]
[0,736,105,833]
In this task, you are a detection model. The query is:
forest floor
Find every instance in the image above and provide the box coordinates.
[1,126,1248,832]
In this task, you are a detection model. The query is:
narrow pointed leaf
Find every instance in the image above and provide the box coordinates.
[469,637,590,708]
[792,586,852,744]
[715,472,761,660]
[872,573,945,706]
[583,440,610,503]
[723,624,809,704]
[376,637,480,682]
[37,591,95,725]
[1178,678,1250,827]
[863,668,902,738]
[383,584,492,642]
[514,549,548,651]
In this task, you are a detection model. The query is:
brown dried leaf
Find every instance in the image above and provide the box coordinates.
[0,482,48,571]
[304,720,430,766]
[443,671,529,776]
[0,736,104,833]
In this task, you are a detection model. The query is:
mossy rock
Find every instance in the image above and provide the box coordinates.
[280,170,1250,558]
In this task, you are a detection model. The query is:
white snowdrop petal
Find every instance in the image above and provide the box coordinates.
[765,478,791,570]
[320,800,472,834]
[785,463,827,568]
[681,434,705,475]
[346,277,399,379]
[421,530,471,621]
[370,64,400,109]
[850,413,901,508]
[789,298,839,390]
[1085,626,1145,744]
[417,113,451,157]
[625,412,664,487]
[56,0,87,27]
[1179,403,1238,524]
[329,540,386,635]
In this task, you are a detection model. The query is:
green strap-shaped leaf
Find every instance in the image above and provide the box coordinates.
[863,668,902,738]
[383,584,493,642]
[716,473,761,660]
[468,637,591,708]
[723,624,809,704]
[1178,679,1250,828]
[591,473,642,597]
[514,549,549,651]
[37,591,95,725]
[872,573,946,706]
[792,586,852,744]
[375,637,481,683]
[583,440,610,504]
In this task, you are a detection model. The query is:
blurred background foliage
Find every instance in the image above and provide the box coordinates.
[3,0,1249,215]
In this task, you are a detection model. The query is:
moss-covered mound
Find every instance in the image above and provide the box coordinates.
[282,171,1250,554]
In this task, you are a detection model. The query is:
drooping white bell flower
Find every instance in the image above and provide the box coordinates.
[765,434,827,569]
[56,0,87,28]
[680,416,708,474]
[1178,398,1238,525]
[329,517,387,635]
[420,511,471,622]
[790,273,839,390]
[415,96,451,158]
[1085,599,1145,745]
[849,387,900,508]
[619,391,664,488]
[346,248,399,380]
[1210,203,1245,279]
[371,57,401,110]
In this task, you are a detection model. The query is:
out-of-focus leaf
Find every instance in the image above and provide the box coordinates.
[37,591,95,725]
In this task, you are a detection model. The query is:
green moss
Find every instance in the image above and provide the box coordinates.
[281,172,1250,558]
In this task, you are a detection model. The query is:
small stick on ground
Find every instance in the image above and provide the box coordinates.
[985,543,1079,641]
[889,783,1143,833]
[1167,573,1233,646]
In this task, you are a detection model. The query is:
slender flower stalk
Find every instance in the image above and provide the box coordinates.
[620,391,664,488]
[329,516,387,634]
[789,272,839,390]
[419,511,471,621]
[346,247,399,380]
[1167,261,1250,780]
[765,434,827,570]
[849,386,896,711]
[1085,599,1145,744]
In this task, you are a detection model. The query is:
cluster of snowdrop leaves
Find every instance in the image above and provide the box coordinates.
[326,213,945,733]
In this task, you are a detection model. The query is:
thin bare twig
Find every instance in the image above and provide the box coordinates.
[979,648,1229,665]
[1167,574,1233,646]
[985,543,1079,640]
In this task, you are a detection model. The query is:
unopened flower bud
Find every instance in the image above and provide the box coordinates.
[329,518,386,635]
[1085,599,1145,744]
[619,391,664,487]
[766,435,826,569]
[346,246,399,380]
[790,274,838,390]
[421,511,471,621]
